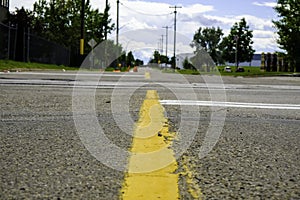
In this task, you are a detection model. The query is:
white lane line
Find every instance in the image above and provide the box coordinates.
[0,84,147,89]
[0,79,147,86]
[1,78,299,93]
[160,100,300,110]
[0,72,144,77]
[1,82,300,93]
[190,83,300,90]
[2,83,296,92]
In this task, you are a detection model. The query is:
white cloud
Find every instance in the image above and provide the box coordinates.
[253,37,280,53]
[203,14,274,30]
[237,14,274,30]
[124,17,155,30]
[253,2,277,7]
[10,0,35,10]
[181,3,214,15]
[252,30,280,53]
[253,30,275,38]
[203,14,237,26]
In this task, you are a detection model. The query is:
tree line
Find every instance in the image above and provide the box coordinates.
[151,0,300,72]
[7,0,143,68]
[192,18,255,68]
[273,0,300,72]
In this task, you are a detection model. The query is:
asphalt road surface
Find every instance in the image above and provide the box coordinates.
[0,68,299,199]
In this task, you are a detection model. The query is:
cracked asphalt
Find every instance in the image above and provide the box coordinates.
[0,70,299,199]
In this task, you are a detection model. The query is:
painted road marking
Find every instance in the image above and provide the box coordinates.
[181,155,203,199]
[160,100,300,110]
[121,90,179,199]
[145,71,151,80]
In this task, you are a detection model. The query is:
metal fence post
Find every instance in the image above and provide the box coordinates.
[13,24,17,60]
[27,27,30,62]
[7,21,10,59]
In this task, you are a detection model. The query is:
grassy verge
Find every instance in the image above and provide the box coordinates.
[0,60,78,71]
[176,66,295,77]
[175,69,200,75]
[218,66,294,76]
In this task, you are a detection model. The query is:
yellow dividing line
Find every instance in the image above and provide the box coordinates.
[121,90,179,199]
[144,71,151,80]
[181,155,203,199]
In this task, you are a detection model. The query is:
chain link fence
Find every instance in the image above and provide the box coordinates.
[0,22,16,60]
[0,22,71,66]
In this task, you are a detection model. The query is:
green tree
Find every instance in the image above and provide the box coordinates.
[30,0,114,51]
[135,59,144,66]
[149,50,161,64]
[183,57,195,70]
[93,39,123,69]
[191,27,224,65]
[9,7,33,61]
[221,18,255,67]
[273,0,300,72]
[149,50,170,64]
[126,51,135,67]
[159,55,169,64]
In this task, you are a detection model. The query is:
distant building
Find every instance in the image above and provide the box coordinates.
[0,0,9,22]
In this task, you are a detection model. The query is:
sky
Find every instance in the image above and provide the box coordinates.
[10,0,280,62]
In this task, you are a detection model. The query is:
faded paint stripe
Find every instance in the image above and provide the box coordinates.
[145,72,151,80]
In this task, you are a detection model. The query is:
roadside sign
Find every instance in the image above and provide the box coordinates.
[88,38,96,48]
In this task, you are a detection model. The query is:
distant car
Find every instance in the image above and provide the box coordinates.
[225,66,232,72]
[236,67,245,72]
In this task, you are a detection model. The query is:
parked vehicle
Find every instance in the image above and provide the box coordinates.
[225,66,232,72]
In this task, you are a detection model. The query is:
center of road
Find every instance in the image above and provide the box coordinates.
[120,90,179,199]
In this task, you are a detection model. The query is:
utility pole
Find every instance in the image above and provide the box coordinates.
[170,5,182,69]
[161,34,164,54]
[157,39,160,53]
[105,0,108,40]
[80,0,85,55]
[234,35,239,68]
[162,26,171,59]
[104,0,109,69]
[116,0,120,46]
